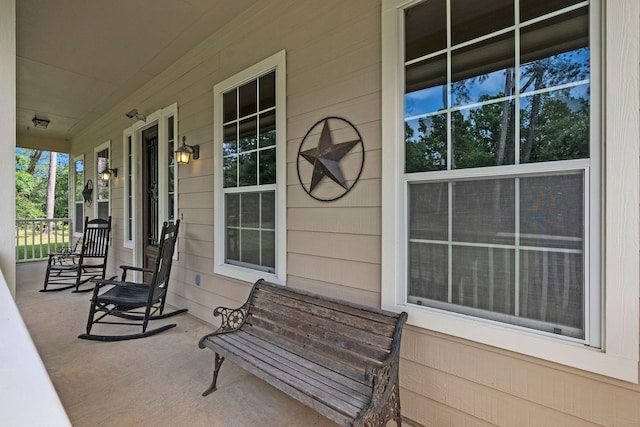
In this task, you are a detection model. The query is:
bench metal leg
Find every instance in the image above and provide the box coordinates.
[202,353,225,396]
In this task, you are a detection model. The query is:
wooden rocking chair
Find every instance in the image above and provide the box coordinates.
[41,216,112,292]
[78,220,187,341]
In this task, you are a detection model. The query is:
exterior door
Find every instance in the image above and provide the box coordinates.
[142,125,159,283]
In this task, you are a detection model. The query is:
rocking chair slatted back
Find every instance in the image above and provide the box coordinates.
[41,216,112,292]
[81,218,111,258]
[147,221,179,306]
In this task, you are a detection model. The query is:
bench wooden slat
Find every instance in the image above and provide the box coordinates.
[248,314,383,369]
[244,326,371,384]
[249,304,392,363]
[205,333,363,422]
[251,295,395,350]
[215,331,371,405]
[254,283,398,335]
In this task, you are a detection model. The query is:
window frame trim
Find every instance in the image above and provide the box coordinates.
[123,129,135,249]
[71,154,85,237]
[381,0,639,382]
[93,140,111,220]
[213,49,287,285]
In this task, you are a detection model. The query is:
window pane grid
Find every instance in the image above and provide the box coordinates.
[96,148,109,214]
[127,136,133,241]
[221,68,277,274]
[225,191,275,273]
[405,1,588,66]
[74,159,84,234]
[407,167,587,338]
[405,2,589,172]
[167,115,175,222]
[223,74,276,190]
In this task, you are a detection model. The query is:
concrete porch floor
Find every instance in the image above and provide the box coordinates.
[16,262,339,427]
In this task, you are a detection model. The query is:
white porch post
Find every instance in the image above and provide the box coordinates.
[0,0,16,296]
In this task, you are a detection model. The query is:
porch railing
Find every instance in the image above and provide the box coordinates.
[16,218,72,263]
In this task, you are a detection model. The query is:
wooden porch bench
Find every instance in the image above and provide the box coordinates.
[198,279,408,427]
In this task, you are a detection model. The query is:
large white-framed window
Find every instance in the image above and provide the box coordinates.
[213,50,287,284]
[94,141,111,220]
[72,155,84,236]
[382,0,639,382]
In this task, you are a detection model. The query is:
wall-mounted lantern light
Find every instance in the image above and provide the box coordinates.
[100,162,118,181]
[82,180,93,206]
[175,136,200,165]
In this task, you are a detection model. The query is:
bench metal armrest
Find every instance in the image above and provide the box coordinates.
[199,281,264,347]
[364,357,397,398]
[198,300,252,348]
[358,312,408,425]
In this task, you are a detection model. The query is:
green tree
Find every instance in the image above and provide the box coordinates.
[16,149,69,219]
[16,150,45,218]
[54,161,69,218]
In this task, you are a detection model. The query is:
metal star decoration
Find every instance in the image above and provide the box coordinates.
[299,119,360,192]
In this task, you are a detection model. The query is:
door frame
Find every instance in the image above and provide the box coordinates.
[122,103,178,280]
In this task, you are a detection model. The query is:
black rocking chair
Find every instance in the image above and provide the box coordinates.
[78,220,187,341]
[41,216,112,293]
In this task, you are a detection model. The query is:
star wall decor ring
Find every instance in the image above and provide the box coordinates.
[296,116,365,202]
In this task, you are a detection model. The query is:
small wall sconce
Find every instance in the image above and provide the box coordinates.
[100,162,118,181]
[32,116,50,129]
[125,108,146,122]
[82,180,93,206]
[175,136,200,164]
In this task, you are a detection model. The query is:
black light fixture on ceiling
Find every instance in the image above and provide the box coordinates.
[32,116,50,129]
[125,108,146,122]
[175,136,200,164]
[100,162,118,181]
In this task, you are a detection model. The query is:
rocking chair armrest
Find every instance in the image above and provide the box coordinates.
[120,265,153,273]
[47,251,78,260]
[91,278,145,288]
[87,278,117,298]
[48,251,70,257]
[119,265,154,281]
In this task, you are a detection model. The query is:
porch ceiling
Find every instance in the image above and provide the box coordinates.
[16,0,259,143]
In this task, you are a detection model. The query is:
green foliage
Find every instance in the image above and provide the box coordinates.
[55,163,69,218]
[16,194,44,219]
[15,148,69,219]
[405,90,589,172]
[405,47,590,172]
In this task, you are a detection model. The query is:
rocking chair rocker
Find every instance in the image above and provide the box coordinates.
[41,216,112,292]
[79,220,187,341]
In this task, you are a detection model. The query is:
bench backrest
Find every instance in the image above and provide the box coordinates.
[244,280,405,377]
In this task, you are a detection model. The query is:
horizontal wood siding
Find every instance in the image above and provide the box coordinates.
[70,0,640,426]
[401,326,640,426]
